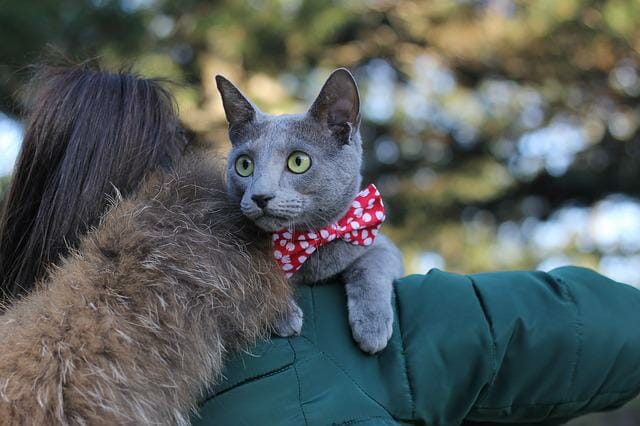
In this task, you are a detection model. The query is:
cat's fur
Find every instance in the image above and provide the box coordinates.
[0,155,290,425]
[216,68,404,353]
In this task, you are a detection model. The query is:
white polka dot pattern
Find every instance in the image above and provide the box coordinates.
[272,184,386,278]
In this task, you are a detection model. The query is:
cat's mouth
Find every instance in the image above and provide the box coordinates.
[252,213,292,232]
[240,198,306,232]
[239,202,296,231]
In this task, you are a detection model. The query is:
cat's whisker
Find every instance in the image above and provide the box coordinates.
[307,211,332,228]
[298,216,326,280]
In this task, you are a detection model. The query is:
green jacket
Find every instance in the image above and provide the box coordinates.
[194,267,640,425]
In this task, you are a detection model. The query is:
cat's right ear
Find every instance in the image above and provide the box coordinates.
[215,75,257,140]
[307,68,361,145]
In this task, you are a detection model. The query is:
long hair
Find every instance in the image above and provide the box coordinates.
[0,64,188,300]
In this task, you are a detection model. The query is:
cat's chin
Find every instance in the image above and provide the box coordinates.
[252,215,290,233]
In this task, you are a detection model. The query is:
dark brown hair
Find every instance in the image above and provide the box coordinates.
[0,63,187,300]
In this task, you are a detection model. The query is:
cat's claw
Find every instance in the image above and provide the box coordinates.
[348,301,394,354]
[273,301,303,337]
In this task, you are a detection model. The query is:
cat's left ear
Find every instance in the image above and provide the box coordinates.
[307,68,360,144]
[215,75,259,144]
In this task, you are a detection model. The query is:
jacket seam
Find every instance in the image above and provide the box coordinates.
[311,286,318,345]
[333,415,399,425]
[471,388,640,410]
[468,276,498,405]
[553,275,583,408]
[298,334,397,420]
[199,362,294,403]
[393,285,416,419]
[289,339,309,426]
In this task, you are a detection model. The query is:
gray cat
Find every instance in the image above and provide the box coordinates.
[216,68,404,354]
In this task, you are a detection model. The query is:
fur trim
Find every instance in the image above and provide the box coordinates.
[0,155,290,425]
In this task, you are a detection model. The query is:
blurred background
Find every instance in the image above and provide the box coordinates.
[0,0,639,423]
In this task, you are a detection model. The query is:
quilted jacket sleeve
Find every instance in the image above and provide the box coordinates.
[395,267,640,425]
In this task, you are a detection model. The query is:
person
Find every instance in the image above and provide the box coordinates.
[1,64,639,425]
[0,63,187,302]
[0,64,289,424]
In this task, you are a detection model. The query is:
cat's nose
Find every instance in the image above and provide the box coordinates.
[251,194,274,209]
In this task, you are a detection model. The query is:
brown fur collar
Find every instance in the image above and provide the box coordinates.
[0,155,290,425]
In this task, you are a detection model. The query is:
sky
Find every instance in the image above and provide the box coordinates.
[0,113,22,177]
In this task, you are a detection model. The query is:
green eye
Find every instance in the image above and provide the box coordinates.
[287,151,312,174]
[235,155,254,177]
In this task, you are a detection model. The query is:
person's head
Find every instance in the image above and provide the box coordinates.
[0,63,187,300]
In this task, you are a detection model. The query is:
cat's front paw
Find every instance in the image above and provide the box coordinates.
[272,301,304,337]
[348,300,393,354]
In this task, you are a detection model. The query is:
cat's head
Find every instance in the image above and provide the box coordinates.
[216,68,363,232]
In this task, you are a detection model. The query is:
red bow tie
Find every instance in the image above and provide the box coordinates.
[272,184,386,277]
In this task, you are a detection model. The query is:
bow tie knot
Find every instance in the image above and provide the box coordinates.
[272,184,385,277]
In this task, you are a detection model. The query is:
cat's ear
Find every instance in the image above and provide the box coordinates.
[307,68,360,143]
[215,75,258,131]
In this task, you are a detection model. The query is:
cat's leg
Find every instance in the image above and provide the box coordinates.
[272,299,304,337]
[343,235,404,354]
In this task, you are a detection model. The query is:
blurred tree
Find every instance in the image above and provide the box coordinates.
[0,0,151,114]
[1,1,640,422]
